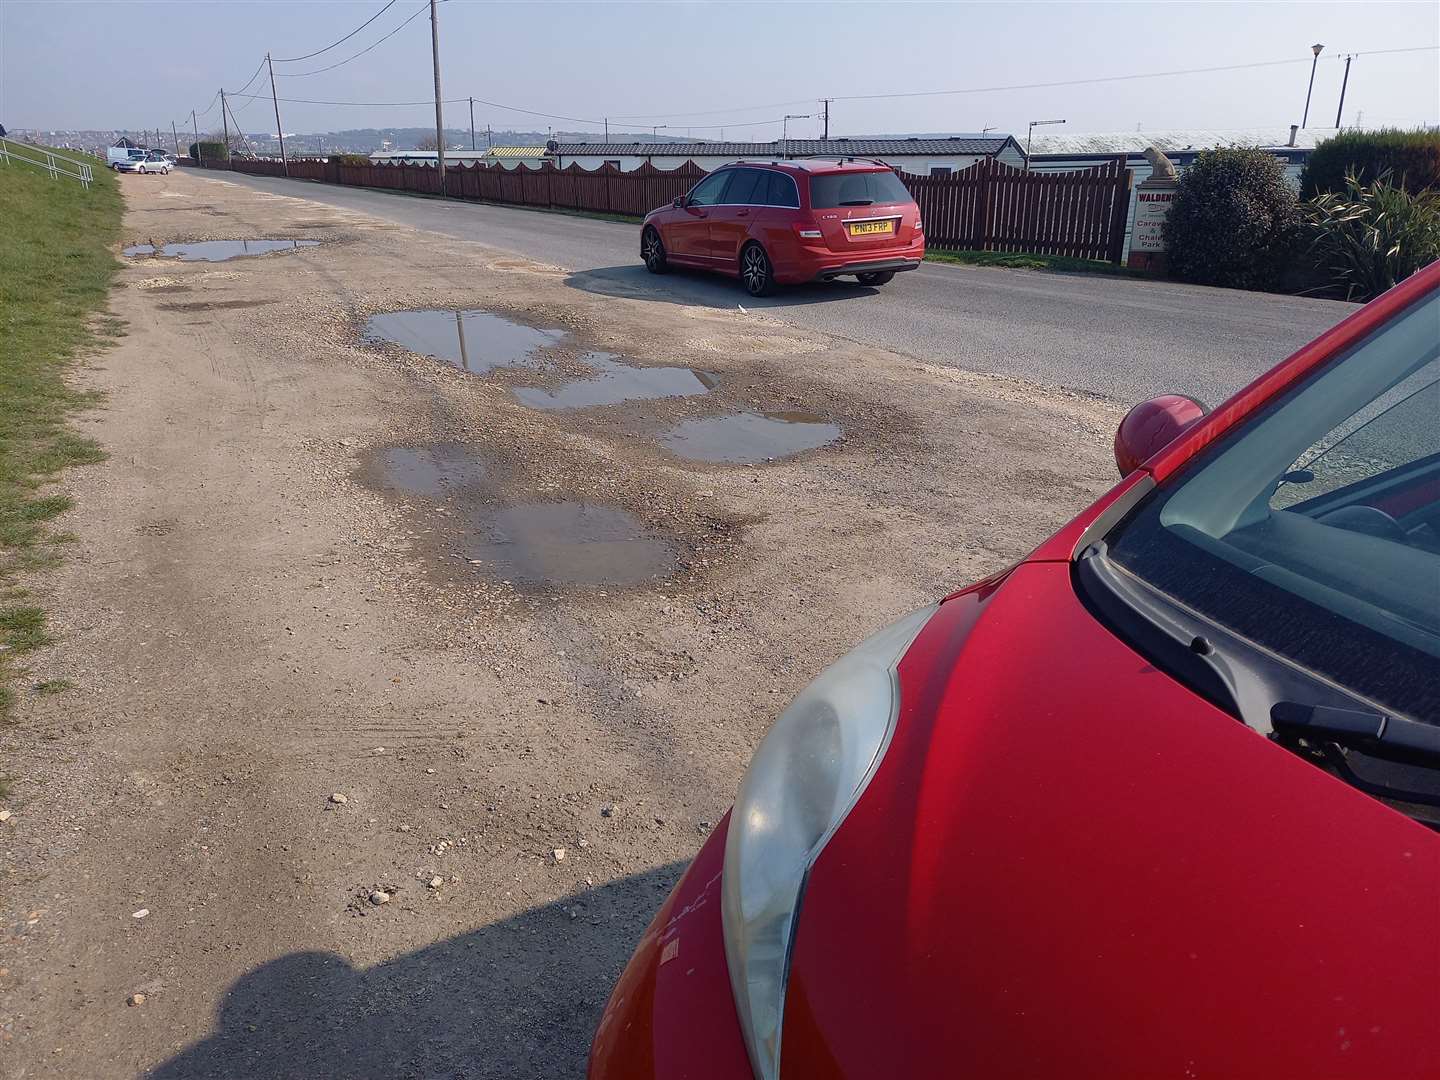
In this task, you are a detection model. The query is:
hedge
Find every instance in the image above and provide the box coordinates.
[1301,128,1440,197]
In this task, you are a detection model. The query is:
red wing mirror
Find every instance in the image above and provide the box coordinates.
[1113,394,1208,477]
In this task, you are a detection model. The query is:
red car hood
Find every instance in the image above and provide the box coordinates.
[782,561,1440,1079]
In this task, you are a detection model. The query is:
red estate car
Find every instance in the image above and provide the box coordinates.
[591,261,1440,1080]
[640,160,924,297]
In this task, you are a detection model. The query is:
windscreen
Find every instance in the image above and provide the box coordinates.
[1105,291,1440,723]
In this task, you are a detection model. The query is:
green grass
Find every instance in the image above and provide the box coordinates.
[0,152,122,717]
[924,249,1144,276]
[32,678,75,695]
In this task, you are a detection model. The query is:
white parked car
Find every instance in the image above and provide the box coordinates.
[117,151,172,175]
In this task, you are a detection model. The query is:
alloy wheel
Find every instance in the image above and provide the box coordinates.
[742,246,771,296]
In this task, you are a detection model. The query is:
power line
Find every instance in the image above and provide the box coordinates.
[272,0,399,63]
[608,98,814,121]
[465,95,601,124]
[229,56,268,97]
[827,45,1439,104]
[194,90,221,119]
[276,1,429,77]
[594,45,1440,121]
[229,91,456,107]
[215,42,1440,134]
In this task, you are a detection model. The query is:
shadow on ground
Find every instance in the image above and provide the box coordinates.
[149,863,687,1080]
[565,264,879,310]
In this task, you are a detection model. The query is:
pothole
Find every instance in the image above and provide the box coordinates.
[123,239,319,262]
[513,352,716,410]
[660,412,842,464]
[461,502,674,586]
[373,445,491,498]
[363,309,565,374]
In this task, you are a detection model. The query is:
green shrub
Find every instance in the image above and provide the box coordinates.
[1303,171,1440,301]
[330,154,371,166]
[187,141,228,163]
[1163,148,1300,290]
[1301,128,1440,197]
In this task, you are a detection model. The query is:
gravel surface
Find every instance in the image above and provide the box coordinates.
[4,169,1126,1078]
[209,170,1355,406]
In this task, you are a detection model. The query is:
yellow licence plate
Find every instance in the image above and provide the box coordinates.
[847,220,895,237]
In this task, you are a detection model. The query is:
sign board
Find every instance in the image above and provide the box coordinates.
[1132,186,1176,253]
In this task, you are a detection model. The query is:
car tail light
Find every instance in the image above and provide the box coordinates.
[915,218,924,233]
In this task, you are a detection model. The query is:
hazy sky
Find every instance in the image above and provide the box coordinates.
[3,0,1437,139]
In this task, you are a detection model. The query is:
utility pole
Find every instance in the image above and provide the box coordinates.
[220,89,230,160]
[428,0,446,195]
[1301,42,1324,129]
[1334,54,1353,128]
[191,109,200,166]
[171,120,180,157]
[266,53,289,175]
[604,117,609,140]
[486,125,492,149]
[469,97,476,150]
[820,98,832,140]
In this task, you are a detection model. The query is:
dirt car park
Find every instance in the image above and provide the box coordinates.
[0,168,1137,1076]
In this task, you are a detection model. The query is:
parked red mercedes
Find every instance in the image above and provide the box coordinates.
[590,261,1440,1079]
[640,160,924,297]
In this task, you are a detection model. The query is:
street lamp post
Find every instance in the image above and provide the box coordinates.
[1302,43,1324,129]
[783,113,812,158]
[1025,119,1065,171]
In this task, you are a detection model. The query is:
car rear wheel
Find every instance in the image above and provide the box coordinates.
[857,270,895,286]
[641,227,668,274]
[740,243,775,297]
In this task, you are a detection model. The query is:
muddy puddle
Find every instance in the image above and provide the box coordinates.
[364,309,565,374]
[366,445,672,586]
[513,352,716,410]
[123,239,319,262]
[463,502,673,586]
[375,445,491,498]
[661,412,842,463]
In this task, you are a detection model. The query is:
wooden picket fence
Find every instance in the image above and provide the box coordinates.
[901,157,1132,262]
[201,154,1132,263]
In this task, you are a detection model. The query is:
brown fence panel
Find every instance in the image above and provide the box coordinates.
[907,157,1129,262]
[209,152,1130,263]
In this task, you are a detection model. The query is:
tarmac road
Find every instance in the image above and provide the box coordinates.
[211,169,1353,407]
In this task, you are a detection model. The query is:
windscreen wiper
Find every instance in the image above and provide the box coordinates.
[1271,702,1440,766]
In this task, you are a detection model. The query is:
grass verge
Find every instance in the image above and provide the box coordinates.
[0,152,123,716]
[925,248,1146,276]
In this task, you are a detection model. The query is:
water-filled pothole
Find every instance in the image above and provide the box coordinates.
[660,412,842,463]
[462,502,673,585]
[363,309,565,374]
[123,239,319,262]
[513,352,716,410]
[376,445,490,498]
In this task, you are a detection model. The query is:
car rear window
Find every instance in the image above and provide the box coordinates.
[809,170,913,208]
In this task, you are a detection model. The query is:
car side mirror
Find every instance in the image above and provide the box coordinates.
[673,196,686,208]
[1113,394,1208,477]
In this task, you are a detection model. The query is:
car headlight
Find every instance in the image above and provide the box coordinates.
[721,605,937,1080]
